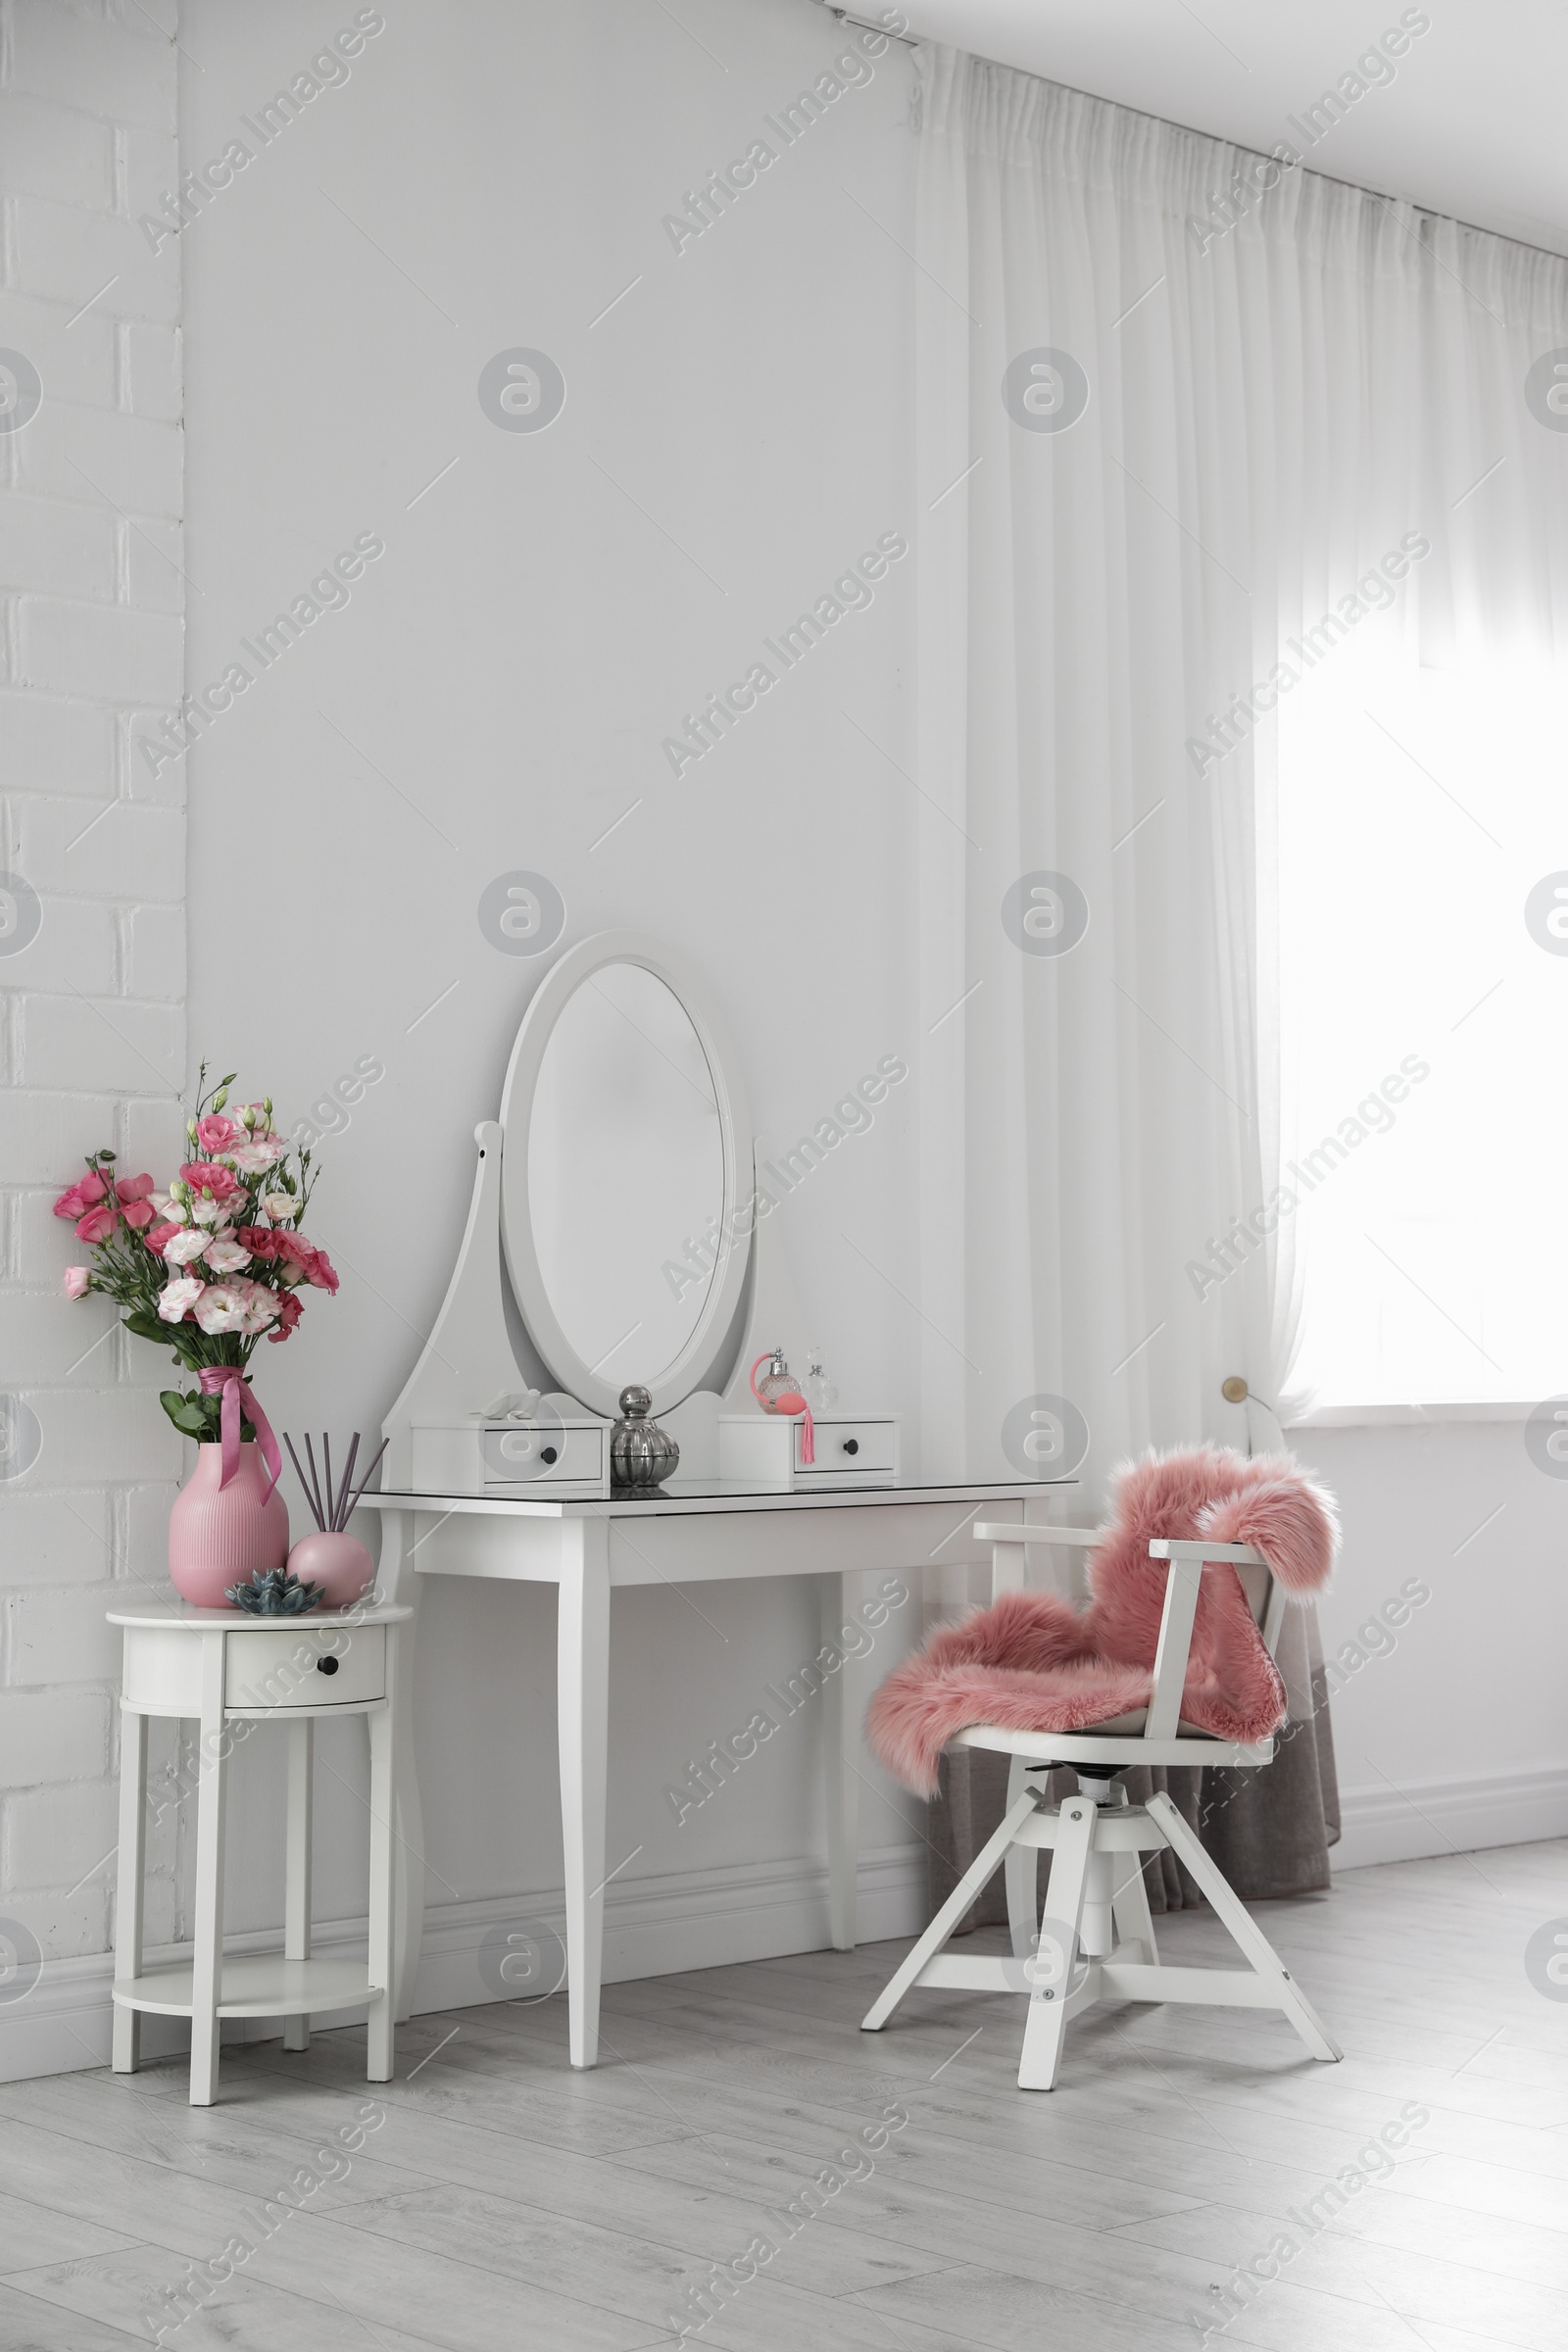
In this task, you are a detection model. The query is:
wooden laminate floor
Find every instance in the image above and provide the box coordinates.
[0,1838,1565,2350]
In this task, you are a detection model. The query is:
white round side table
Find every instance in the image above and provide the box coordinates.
[108,1600,411,2107]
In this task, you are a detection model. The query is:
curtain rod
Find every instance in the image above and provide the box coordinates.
[826,7,919,47]
[892,24,1568,269]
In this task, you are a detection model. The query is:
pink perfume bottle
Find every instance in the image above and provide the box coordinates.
[749,1347,814,1464]
[751,1346,799,1409]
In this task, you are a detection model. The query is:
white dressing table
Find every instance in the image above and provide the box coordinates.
[367,929,1075,2066]
[366,1479,1064,2067]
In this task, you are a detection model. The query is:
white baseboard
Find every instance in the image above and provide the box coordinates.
[0,1842,929,2087]
[1333,1762,1568,1872]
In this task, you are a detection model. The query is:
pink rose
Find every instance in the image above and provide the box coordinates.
[193,1283,249,1335]
[178,1160,242,1203]
[195,1115,239,1152]
[305,1248,339,1294]
[269,1291,304,1343]
[63,1266,91,1299]
[54,1171,107,1221]
[116,1173,156,1203]
[145,1220,181,1253]
[157,1276,205,1323]
[120,1200,156,1231]
[74,1203,119,1244]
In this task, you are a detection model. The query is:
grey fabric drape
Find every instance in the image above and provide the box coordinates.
[928,1604,1340,1927]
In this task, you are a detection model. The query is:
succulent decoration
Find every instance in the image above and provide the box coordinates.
[225,1566,325,1615]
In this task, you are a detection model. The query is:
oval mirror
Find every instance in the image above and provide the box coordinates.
[499,934,753,1417]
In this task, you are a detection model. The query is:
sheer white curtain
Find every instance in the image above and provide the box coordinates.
[911,45,1568,1494]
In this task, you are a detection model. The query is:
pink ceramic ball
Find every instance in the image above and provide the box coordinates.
[288,1530,374,1609]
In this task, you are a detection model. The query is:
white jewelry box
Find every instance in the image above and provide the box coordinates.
[411,1416,611,1497]
[718,1412,898,1491]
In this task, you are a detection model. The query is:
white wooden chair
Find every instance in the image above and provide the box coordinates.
[861,1521,1342,2089]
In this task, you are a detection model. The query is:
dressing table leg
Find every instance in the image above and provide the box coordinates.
[558,1518,611,2068]
[820,1572,860,1950]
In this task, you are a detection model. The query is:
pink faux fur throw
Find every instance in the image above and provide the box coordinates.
[866,1446,1339,1797]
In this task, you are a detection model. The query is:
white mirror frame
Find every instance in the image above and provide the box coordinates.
[498,930,753,1419]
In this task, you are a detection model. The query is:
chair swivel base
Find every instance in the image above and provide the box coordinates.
[863,1773,1342,2091]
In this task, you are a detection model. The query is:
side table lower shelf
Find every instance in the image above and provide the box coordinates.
[114,1954,387,2024]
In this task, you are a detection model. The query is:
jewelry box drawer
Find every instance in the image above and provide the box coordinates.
[224,1624,385,1710]
[795,1418,897,1477]
[409,1418,609,1494]
[480,1422,606,1488]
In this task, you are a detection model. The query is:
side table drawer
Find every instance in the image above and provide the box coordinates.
[225,1624,385,1710]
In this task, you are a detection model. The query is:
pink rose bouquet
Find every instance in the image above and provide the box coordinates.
[55,1065,337,1446]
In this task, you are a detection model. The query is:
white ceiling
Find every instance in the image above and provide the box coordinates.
[888,1,1568,258]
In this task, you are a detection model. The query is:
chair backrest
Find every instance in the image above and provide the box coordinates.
[1145,1538,1280,1739]
[975,1522,1286,1746]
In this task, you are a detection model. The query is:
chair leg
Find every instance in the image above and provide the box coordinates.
[1017,1794,1096,2091]
[1145,1791,1342,2063]
[1111,1847,1159,1967]
[862,1786,1042,2032]
[1004,1756,1038,1960]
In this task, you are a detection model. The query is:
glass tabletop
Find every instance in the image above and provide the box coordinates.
[361,1475,1077,1515]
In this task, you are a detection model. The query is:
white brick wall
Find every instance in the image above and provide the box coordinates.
[0,0,185,1978]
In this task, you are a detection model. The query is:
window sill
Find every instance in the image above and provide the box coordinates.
[1285,1400,1541,1429]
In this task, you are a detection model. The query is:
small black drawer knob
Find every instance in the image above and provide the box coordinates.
[842,1438,859,1456]
[541,1446,559,1465]
[316,1654,340,1677]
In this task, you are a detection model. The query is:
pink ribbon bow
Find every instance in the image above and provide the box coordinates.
[198,1364,283,1494]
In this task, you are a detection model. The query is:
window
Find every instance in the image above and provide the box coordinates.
[1278,634,1568,1407]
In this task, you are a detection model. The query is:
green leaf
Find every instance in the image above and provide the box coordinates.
[159,1391,207,1437]
[122,1312,167,1345]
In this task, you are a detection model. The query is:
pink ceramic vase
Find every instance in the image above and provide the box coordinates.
[287,1530,374,1608]
[169,1441,289,1608]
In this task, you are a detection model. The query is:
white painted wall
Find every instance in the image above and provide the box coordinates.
[0,0,189,2030]
[172,0,926,1997]
[1294,1418,1568,1870]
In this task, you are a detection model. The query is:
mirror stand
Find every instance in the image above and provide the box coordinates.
[379,1124,813,1494]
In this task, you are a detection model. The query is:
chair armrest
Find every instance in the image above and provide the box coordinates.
[972,1522,1104,1547]
[1149,1538,1267,1565]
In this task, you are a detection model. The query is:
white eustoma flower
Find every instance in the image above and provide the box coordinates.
[262,1191,296,1221]
[193,1284,249,1335]
[236,1280,280,1334]
[203,1240,252,1275]
[229,1140,286,1176]
[162,1230,209,1266]
[157,1276,205,1323]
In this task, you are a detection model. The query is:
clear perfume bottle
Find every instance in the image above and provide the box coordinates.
[805,1348,838,1413]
